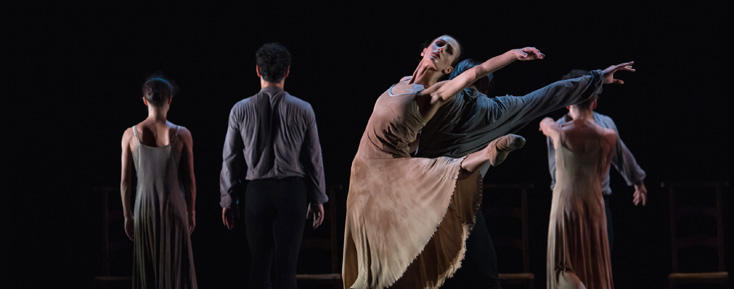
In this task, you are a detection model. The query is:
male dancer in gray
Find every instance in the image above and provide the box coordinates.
[546,69,647,253]
[220,42,328,289]
[415,59,636,289]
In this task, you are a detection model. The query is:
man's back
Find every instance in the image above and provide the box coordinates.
[219,42,328,289]
[220,86,327,208]
[232,87,316,179]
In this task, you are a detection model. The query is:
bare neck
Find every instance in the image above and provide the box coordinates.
[146,107,168,123]
[569,108,594,122]
[261,78,285,89]
[409,60,443,86]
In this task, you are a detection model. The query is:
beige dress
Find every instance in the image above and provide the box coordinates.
[342,78,483,289]
[547,127,613,289]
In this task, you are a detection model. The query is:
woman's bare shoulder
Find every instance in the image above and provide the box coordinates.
[171,123,193,145]
[601,127,618,144]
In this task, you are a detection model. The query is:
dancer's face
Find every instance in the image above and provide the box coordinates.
[422,35,460,73]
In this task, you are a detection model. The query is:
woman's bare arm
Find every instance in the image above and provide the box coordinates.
[539,117,561,149]
[179,127,197,235]
[417,47,544,120]
[431,48,544,105]
[120,128,135,241]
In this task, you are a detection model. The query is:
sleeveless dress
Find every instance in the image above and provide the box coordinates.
[547,126,613,289]
[131,125,198,289]
[342,78,483,289]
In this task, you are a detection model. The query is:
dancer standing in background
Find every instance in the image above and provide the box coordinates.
[219,42,328,289]
[547,69,647,254]
[539,61,634,288]
[120,74,198,289]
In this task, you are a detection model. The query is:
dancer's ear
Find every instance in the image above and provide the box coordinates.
[443,66,453,75]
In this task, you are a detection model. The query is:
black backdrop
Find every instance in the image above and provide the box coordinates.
[8,1,732,288]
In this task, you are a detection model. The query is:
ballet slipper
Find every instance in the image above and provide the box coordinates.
[487,134,526,166]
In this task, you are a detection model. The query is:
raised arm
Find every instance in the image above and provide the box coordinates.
[506,61,635,124]
[602,61,635,84]
[416,48,543,121]
[427,48,544,106]
[539,117,561,147]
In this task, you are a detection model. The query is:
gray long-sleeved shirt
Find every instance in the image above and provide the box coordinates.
[219,86,327,208]
[547,112,646,195]
[416,70,604,158]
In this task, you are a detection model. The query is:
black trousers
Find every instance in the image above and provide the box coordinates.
[441,209,502,289]
[245,177,307,289]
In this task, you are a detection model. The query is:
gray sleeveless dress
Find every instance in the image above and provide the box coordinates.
[547,126,613,289]
[131,125,197,289]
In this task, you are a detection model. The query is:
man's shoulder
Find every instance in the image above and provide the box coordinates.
[227,95,261,118]
[283,92,314,110]
[591,111,621,132]
[593,111,615,123]
[593,111,612,119]
[232,95,255,106]
[232,91,278,107]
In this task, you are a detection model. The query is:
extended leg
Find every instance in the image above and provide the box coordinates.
[459,134,525,179]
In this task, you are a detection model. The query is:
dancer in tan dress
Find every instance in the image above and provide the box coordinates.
[539,68,633,289]
[342,35,544,289]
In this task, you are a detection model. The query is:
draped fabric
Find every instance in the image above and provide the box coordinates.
[342,78,483,288]
[132,126,197,289]
[547,128,613,289]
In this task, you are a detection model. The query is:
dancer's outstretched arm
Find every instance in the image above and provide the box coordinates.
[417,47,544,119]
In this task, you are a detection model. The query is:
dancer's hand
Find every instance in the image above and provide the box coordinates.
[307,202,325,229]
[632,183,648,206]
[222,207,236,230]
[602,61,635,84]
[513,47,545,61]
[124,217,134,241]
[539,117,559,137]
[539,117,555,131]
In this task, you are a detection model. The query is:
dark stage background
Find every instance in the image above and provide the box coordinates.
[8,1,732,288]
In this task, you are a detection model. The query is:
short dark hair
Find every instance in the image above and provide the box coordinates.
[448,58,494,95]
[255,43,291,82]
[142,74,177,107]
